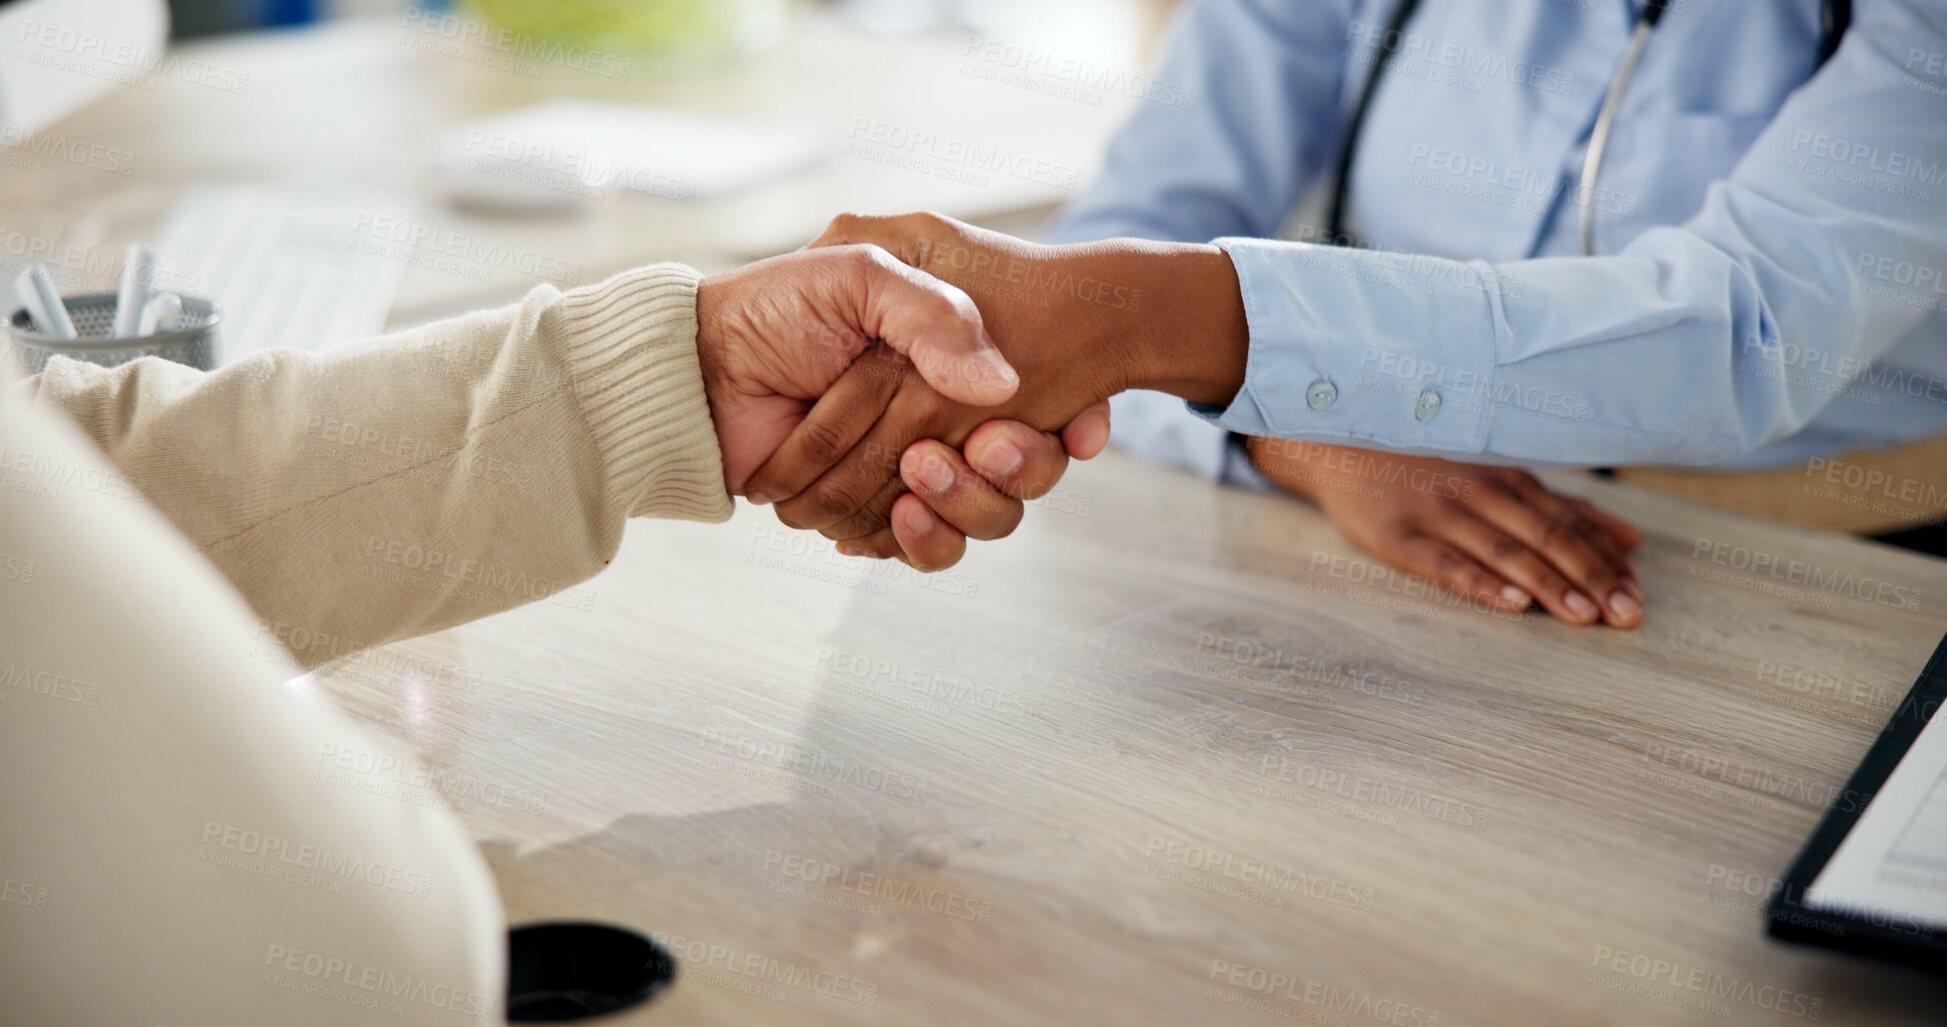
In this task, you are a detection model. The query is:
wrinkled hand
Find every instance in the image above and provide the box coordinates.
[1251,438,1646,628]
[694,245,1021,495]
[742,212,1215,557]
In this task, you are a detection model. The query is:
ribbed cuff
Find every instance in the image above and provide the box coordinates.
[544,264,734,523]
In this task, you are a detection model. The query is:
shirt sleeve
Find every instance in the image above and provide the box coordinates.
[1049,0,1358,480]
[22,264,731,669]
[1202,0,1947,467]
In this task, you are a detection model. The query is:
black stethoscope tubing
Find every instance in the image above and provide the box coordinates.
[1325,0,1852,252]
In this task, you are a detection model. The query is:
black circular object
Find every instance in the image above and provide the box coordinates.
[506,921,676,1022]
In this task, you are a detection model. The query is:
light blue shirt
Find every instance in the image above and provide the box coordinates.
[1051,0,1947,479]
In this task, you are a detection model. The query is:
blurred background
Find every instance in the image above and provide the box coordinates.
[1,0,1181,354]
[165,0,1180,49]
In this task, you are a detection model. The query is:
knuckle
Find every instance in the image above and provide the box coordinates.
[739,468,776,500]
[823,507,885,541]
[808,477,873,526]
[1540,516,1581,546]
[1575,531,1614,563]
[1379,526,1420,551]
[1480,476,1522,502]
[913,210,953,236]
[968,500,1025,541]
[773,500,814,532]
[1534,568,1573,598]
[1579,561,1618,588]
[1489,536,1527,562]
[846,242,893,274]
[796,418,847,466]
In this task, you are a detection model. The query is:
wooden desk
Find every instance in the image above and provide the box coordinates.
[310,457,1947,1026]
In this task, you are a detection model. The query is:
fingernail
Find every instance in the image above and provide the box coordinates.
[1501,585,1532,608]
[745,490,774,506]
[912,454,955,494]
[1608,589,1642,623]
[836,541,863,557]
[902,502,936,535]
[1564,591,1600,621]
[970,348,1018,390]
[974,440,1023,477]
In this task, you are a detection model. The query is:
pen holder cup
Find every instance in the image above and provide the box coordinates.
[6,292,221,375]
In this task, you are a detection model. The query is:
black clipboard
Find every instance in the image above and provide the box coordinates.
[1767,631,1947,969]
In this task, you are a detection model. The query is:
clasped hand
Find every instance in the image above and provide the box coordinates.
[700,211,1242,569]
[693,216,1131,569]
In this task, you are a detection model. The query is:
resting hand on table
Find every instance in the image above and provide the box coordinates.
[1248,438,1646,628]
[741,212,1239,563]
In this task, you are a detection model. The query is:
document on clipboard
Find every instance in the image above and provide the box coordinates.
[1770,633,1947,964]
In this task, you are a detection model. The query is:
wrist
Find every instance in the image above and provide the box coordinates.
[692,276,728,395]
[1110,242,1249,408]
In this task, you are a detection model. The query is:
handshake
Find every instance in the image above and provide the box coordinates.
[694,212,1249,570]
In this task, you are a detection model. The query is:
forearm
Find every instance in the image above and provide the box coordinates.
[22,265,731,668]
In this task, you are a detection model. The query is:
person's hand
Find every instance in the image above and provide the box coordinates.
[694,245,1021,495]
[853,401,1113,570]
[741,212,1243,549]
[1250,438,1646,628]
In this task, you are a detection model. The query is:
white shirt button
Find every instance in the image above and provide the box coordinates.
[1306,379,1338,410]
[1415,388,1442,422]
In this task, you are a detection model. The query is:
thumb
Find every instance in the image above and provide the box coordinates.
[1062,401,1113,459]
[853,247,1019,407]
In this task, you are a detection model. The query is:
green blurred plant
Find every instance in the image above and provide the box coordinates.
[462,0,788,64]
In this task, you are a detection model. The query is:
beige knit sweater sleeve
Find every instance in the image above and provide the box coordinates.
[23,264,735,669]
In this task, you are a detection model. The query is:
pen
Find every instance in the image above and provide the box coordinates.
[112,243,156,338]
[16,265,77,339]
[136,293,183,336]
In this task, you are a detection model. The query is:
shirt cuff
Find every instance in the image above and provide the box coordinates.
[545,264,735,524]
[1194,238,1505,456]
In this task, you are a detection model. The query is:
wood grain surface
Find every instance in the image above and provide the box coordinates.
[312,456,1947,1026]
